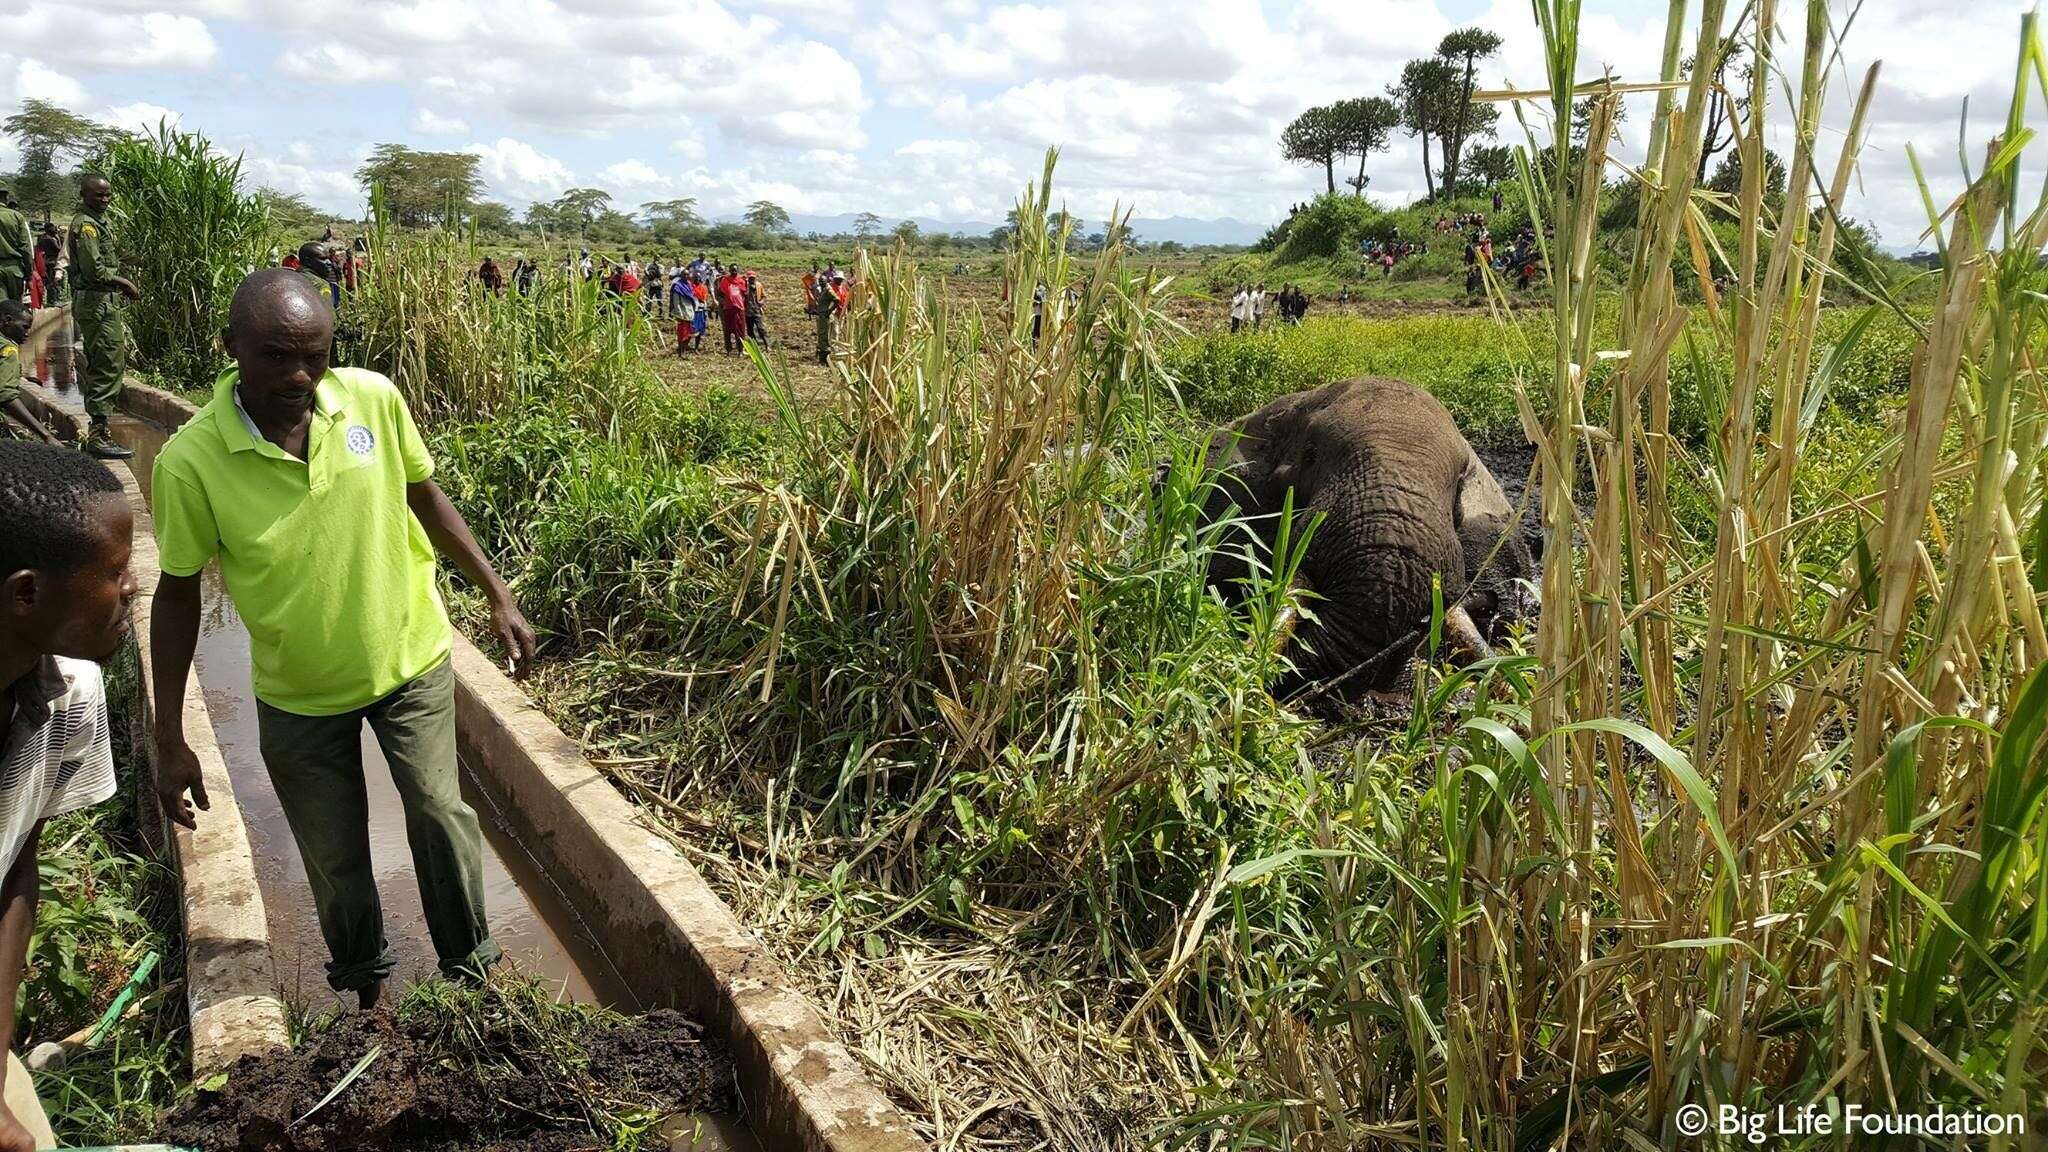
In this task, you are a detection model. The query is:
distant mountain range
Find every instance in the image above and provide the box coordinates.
[712,211,1264,248]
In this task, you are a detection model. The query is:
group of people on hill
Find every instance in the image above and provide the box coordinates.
[1227,284,1311,332]
[1362,236,1430,278]
[1464,225,1544,295]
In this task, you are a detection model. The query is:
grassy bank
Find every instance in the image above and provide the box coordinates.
[26,650,188,1144]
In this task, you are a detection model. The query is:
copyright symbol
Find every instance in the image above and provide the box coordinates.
[1675,1103,1709,1137]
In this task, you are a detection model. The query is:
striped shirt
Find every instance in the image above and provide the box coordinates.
[1,657,118,875]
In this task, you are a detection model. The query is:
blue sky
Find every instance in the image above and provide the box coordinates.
[0,0,2032,249]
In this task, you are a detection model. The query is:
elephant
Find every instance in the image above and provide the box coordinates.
[1195,376,1538,693]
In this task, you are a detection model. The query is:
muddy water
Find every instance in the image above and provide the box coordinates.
[110,411,634,1009]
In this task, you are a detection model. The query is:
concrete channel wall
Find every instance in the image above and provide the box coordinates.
[59,380,923,1152]
[18,385,293,1077]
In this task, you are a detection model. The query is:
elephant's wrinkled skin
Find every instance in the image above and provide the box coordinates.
[1199,376,1537,690]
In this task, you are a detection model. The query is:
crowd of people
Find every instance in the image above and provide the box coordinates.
[1362,236,1430,278]
[465,251,854,363]
[1227,283,1311,332]
[1464,224,1543,295]
[0,188,69,314]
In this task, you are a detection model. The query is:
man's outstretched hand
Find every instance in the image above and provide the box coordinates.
[491,597,539,680]
[153,734,210,830]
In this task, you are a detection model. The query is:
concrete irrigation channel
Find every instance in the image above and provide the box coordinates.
[20,374,923,1152]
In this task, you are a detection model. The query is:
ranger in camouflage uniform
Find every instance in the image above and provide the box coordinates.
[68,175,138,459]
[0,191,30,305]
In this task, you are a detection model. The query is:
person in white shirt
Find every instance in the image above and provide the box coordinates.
[1251,284,1268,332]
[1229,286,1250,333]
[0,441,135,1152]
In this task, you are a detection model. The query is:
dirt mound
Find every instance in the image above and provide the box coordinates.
[163,1007,732,1152]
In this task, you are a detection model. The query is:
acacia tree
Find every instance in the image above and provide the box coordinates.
[468,201,516,235]
[1435,27,1504,196]
[853,211,882,241]
[1281,104,1344,194]
[640,197,702,229]
[354,144,482,226]
[1331,96,1401,197]
[745,200,792,231]
[4,99,124,217]
[552,188,613,230]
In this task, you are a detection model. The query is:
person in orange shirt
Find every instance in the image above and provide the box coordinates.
[801,261,819,309]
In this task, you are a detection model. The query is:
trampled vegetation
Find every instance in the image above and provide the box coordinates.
[57,2,2048,1148]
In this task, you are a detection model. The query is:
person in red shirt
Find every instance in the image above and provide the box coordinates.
[718,272,747,354]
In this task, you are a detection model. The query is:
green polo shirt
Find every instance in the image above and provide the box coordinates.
[151,366,451,716]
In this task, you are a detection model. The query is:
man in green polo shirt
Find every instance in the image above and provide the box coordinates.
[148,270,537,1008]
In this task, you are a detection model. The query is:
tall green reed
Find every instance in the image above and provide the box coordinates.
[349,187,656,433]
[97,123,270,390]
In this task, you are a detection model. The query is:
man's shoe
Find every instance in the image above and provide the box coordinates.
[83,427,133,460]
[356,980,385,1011]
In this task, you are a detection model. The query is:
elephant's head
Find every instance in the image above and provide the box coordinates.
[1187,378,1544,694]
[1453,452,1540,644]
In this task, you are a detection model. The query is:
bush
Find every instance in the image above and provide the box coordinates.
[1276,194,1390,264]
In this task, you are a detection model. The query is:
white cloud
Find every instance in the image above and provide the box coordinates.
[596,158,672,195]
[412,108,469,135]
[98,102,183,133]
[242,154,362,214]
[0,54,88,108]
[0,7,216,70]
[463,137,574,200]
[276,42,402,83]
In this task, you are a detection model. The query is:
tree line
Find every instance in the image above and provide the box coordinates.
[1282,28,1514,201]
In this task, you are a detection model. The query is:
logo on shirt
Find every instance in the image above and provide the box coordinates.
[345,425,376,456]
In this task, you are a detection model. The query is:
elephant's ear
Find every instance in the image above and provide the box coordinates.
[1455,451,1511,534]
[1206,423,1267,509]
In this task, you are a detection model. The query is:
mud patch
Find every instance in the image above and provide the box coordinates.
[163,998,732,1151]
[1473,437,1545,561]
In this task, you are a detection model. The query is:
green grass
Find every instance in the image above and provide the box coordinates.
[1164,311,1544,435]
[26,649,188,1144]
